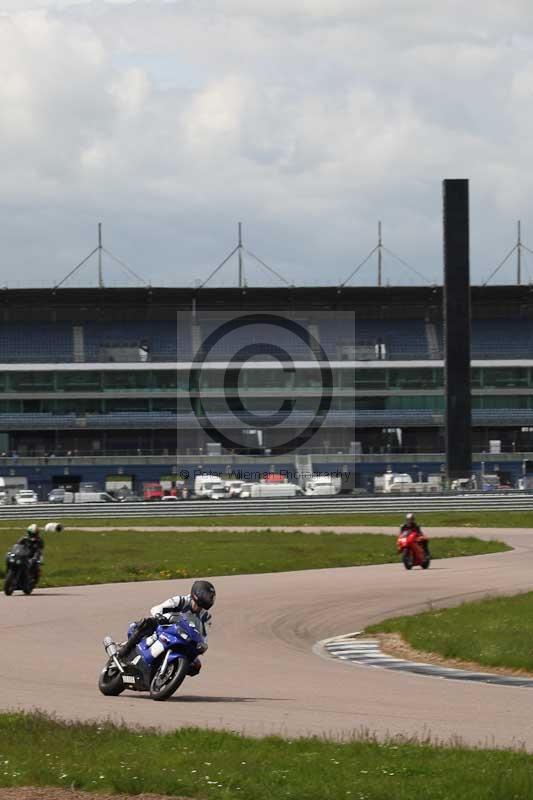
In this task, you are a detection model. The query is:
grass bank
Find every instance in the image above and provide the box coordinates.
[2,509,533,529]
[0,529,508,587]
[0,713,531,800]
[366,591,533,673]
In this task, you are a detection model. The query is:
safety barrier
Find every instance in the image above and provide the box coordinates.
[1,492,533,520]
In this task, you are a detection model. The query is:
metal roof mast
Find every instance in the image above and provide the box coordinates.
[339,221,432,288]
[482,221,531,286]
[198,223,291,289]
[52,224,149,291]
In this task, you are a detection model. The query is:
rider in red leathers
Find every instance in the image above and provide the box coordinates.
[400,513,430,557]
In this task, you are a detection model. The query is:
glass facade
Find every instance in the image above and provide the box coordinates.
[0,367,354,394]
[354,366,533,391]
[0,362,532,457]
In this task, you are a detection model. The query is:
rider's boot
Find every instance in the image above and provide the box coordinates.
[116,617,157,661]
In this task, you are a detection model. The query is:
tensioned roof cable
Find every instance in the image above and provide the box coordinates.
[198,245,240,289]
[482,244,517,286]
[339,245,379,287]
[102,247,149,286]
[244,248,291,286]
[381,246,433,285]
[52,247,99,290]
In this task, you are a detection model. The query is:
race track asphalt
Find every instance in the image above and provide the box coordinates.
[1,526,533,750]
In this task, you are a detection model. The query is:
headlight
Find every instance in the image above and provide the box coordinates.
[179,632,189,640]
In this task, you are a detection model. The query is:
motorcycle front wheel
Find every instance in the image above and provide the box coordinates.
[150,657,189,701]
[4,569,17,596]
[98,661,125,696]
[23,574,37,595]
[402,550,414,570]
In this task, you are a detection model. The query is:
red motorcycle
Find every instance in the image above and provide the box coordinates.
[396,529,431,570]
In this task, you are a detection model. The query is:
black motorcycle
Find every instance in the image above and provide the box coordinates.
[4,543,39,596]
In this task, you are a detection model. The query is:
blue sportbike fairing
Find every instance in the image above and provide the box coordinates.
[99,610,208,701]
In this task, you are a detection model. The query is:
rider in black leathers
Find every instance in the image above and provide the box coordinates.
[15,524,45,580]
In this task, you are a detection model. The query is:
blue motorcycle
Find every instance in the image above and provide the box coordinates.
[98,611,208,701]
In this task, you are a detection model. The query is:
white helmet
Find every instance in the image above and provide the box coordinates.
[26,523,40,537]
[405,512,415,523]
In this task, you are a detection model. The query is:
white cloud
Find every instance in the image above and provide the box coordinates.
[0,2,533,287]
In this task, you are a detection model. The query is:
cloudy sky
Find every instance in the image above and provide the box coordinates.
[1,0,533,288]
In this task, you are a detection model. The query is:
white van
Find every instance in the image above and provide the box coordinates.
[193,475,226,499]
[237,483,255,499]
[250,483,302,499]
[304,477,341,497]
[381,473,413,493]
[224,480,247,497]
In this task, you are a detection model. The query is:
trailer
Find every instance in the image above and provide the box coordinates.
[250,482,302,499]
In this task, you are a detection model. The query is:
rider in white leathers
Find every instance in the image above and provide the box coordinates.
[117,580,216,664]
[150,591,213,627]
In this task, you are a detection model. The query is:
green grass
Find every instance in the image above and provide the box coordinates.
[366,591,533,673]
[0,712,531,800]
[3,508,533,528]
[0,529,508,587]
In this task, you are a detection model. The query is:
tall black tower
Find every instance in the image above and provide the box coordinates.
[442,179,472,481]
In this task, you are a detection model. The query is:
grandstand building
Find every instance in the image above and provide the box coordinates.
[0,283,532,494]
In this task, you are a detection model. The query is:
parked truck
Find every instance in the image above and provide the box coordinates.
[143,482,164,501]
[160,478,184,497]
[375,471,442,494]
[194,475,227,499]
[143,479,184,501]
[375,472,414,493]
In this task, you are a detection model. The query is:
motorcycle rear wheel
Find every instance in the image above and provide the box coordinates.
[98,662,125,696]
[4,570,16,596]
[402,550,413,570]
[150,657,189,701]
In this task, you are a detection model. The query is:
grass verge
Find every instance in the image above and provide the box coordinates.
[0,712,532,800]
[366,591,533,672]
[1,509,532,529]
[0,529,508,587]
